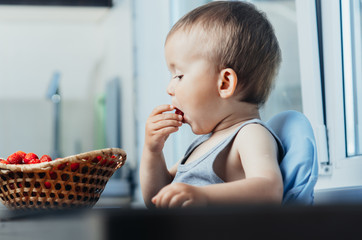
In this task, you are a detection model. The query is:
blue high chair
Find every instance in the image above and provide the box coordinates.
[267,110,319,205]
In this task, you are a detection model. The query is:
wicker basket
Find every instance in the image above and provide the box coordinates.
[0,148,126,210]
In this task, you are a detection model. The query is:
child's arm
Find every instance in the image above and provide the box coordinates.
[151,124,283,208]
[140,104,183,208]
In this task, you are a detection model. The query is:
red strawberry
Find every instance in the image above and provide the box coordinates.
[175,108,185,123]
[7,153,22,164]
[44,182,51,189]
[99,159,107,166]
[23,153,39,164]
[175,108,184,116]
[57,163,67,170]
[70,163,80,171]
[28,158,40,164]
[92,156,102,164]
[40,155,52,163]
[16,151,26,159]
[0,159,8,164]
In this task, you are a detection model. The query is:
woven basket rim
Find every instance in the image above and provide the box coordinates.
[0,148,126,173]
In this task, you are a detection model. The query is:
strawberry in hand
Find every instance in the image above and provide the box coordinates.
[175,108,185,123]
[144,104,183,153]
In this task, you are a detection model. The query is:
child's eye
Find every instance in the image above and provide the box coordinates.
[173,75,183,80]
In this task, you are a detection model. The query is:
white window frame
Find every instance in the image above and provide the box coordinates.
[297,0,362,190]
[341,0,362,156]
[296,0,328,173]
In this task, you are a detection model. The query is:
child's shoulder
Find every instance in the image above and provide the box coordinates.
[235,120,278,150]
[230,121,281,169]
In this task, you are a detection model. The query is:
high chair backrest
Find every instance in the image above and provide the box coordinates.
[267,110,319,205]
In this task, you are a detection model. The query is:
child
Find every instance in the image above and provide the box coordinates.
[140,1,283,208]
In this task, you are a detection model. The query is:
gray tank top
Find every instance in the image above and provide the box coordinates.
[172,119,283,186]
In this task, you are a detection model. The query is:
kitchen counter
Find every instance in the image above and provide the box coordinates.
[1,203,362,240]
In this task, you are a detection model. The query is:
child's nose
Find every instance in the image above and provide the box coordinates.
[166,80,175,96]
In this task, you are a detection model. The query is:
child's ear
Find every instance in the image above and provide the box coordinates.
[218,68,238,99]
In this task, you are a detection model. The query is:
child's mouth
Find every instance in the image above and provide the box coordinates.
[175,108,185,123]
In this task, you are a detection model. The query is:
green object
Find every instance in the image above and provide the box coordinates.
[95,93,106,149]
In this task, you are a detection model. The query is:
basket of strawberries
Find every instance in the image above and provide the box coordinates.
[0,148,126,210]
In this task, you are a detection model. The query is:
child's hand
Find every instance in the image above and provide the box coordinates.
[151,183,207,208]
[145,104,183,153]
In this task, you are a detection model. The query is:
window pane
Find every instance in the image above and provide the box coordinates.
[252,0,303,121]
[341,0,362,156]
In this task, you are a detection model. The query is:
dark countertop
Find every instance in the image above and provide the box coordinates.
[2,184,362,240]
[1,203,362,240]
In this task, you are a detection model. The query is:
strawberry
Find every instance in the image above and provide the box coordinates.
[44,182,51,189]
[40,155,52,163]
[92,156,102,164]
[175,108,184,116]
[15,151,26,159]
[7,153,23,164]
[99,159,107,166]
[23,153,39,164]
[0,159,8,164]
[70,163,80,171]
[28,158,40,164]
[175,108,185,123]
[57,163,67,170]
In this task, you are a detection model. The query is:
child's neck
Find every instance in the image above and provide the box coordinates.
[211,102,260,136]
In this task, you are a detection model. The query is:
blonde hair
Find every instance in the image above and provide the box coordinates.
[166,1,281,106]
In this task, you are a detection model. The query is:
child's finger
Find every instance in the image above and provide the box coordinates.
[158,192,174,208]
[152,185,173,208]
[181,199,193,208]
[151,196,157,205]
[168,193,190,208]
[149,104,174,117]
[152,120,182,131]
[151,112,183,123]
[154,126,180,138]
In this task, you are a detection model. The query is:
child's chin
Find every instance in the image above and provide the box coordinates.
[190,125,208,135]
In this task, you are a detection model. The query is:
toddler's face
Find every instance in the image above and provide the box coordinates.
[165,30,221,134]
